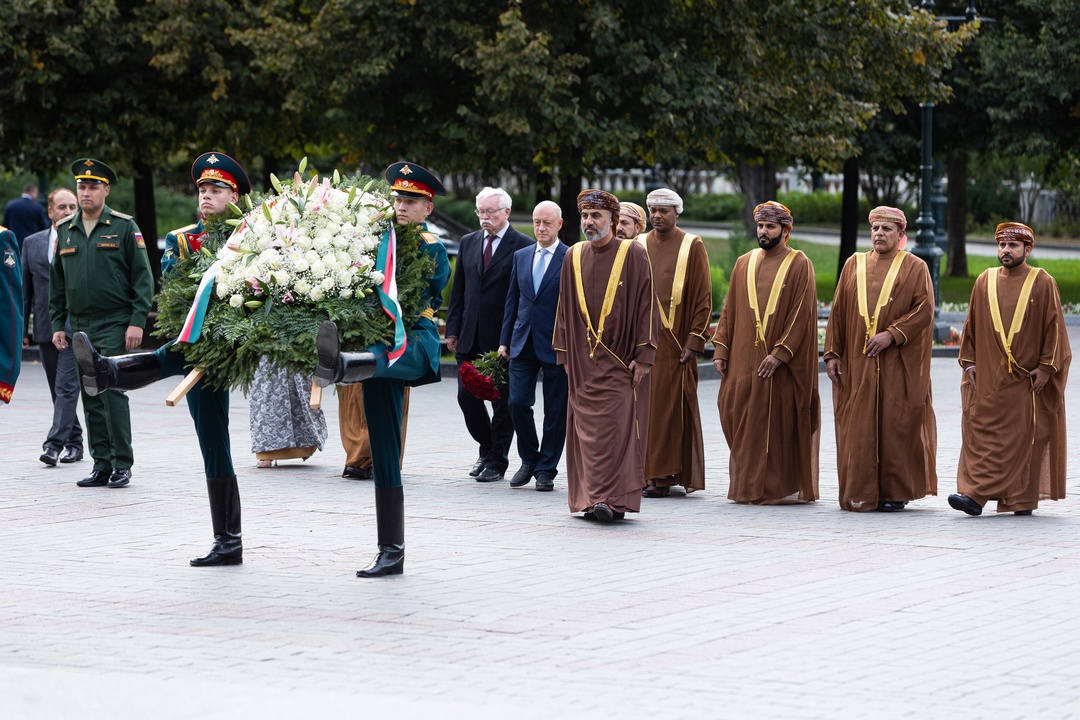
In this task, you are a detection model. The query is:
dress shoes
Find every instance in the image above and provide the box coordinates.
[469,458,486,477]
[535,473,555,492]
[591,503,615,523]
[342,465,373,480]
[107,468,132,488]
[59,446,84,463]
[476,466,505,482]
[39,447,60,466]
[76,469,111,487]
[948,493,983,516]
[356,547,404,577]
[877,501,908,512]
[1014,509,1034,516]
[509,464,535,488]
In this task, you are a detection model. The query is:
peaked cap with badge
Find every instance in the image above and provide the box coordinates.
[192,152,251,195]
[71,158,117,185]
[385,161,446,200]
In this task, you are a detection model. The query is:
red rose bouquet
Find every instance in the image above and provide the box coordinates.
[460,350,507,401]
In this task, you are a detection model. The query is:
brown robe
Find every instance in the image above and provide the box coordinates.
[553,237,657,514]
[713,246,820,504]
[639,229,711,490]
[823,249,937,511]
[957,266,1071,512]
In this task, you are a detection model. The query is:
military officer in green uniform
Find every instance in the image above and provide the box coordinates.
[50,159,154,488]
[72,152,250,566]
[0,224,22,405]
[315,161,451,578]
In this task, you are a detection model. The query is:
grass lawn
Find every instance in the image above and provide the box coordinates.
[699,233,1080,307]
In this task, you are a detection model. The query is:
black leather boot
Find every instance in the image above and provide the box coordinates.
[73,332,163,397]
[357,486,404,578]
[190,475,243,566]
[314,321,377,387]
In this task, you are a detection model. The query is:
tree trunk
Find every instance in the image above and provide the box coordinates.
[945,152,968,278]
[737,158,778,238]
[132,159,160,279]
[558,173,583,245]
[837,156,860,283]
[535,170,552,205]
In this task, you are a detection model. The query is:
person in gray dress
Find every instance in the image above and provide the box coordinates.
[249,357,328,467]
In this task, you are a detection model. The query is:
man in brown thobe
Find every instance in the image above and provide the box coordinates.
[713,201,819,504]
[824,206,937,512]
[949,222,1071,517]
[637,188,711,497]
[553,189,657,523]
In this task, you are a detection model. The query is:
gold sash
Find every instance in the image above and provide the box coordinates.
[638,232,698,330]
[856,251,907,353]
[747,248,799,347]
[987,266,1041,374]
[572,240,633,359]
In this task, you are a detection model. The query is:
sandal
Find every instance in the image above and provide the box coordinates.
[642,485,670,498]
[256,459,274,469]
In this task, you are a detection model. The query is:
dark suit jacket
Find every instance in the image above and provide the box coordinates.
[3,196,49,246]
[21,227,64,343]
[500,241,567,365]
[445,224,533,356]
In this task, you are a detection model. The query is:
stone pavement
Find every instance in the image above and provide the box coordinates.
[3,331,1080,719]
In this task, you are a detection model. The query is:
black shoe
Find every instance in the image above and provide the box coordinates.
[39,447,60,466]
[877,501,907,512]
[948,493,982,516]
[107,468,131,488]
[190,537,243,566]
[76,469,111,487]
[613,511,626,521]
[357,547,404,577]
[59,446,84,463]
[535,473,555,492]
[468,458,485,477]
[342,465,373,480]
[1014,509,1034,516]
[476,466,505,482]
[591,503,614,523]
[509,464,535,488]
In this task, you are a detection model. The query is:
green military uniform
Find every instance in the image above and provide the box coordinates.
[1,225,22,404]
[49,159,154,476]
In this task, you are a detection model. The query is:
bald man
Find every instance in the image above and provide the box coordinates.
[498,201,568,491]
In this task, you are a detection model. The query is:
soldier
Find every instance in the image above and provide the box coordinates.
[314,161,451,578]
[50,159,154,488]
[73,152,251,566]
[1,223,21,404]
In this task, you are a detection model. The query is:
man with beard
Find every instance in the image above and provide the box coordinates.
[616,201,647,240]
[445,187,533,482]
[712,201,819,504]
[552,189,657,523]
[949,222,1070,517]
[824,206,937,512]
[73,152,251,566]
[636,188,711,498]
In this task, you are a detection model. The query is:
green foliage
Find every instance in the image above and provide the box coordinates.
[709,263,728,314]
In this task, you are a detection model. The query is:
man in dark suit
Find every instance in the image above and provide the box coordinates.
[4,184,50,246]
[445,187,533,482]
[498,201,568,491]
[22,188,84,465]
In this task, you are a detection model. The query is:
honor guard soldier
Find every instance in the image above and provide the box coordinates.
[314,161,451,577]
[50,158,154,488]
[1,224,21,404]
[73,152,252,566]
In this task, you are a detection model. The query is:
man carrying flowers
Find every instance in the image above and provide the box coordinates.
[73,152,251,566]
[314,161,451,578]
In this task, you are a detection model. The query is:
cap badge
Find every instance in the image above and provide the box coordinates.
[400,165,413,175]
[83,159,94,167]
[206,155,219,164]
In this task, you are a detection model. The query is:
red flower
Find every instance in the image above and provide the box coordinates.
[460,361,500,401]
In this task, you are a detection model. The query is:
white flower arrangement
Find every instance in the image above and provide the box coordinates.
[214,162,392,308]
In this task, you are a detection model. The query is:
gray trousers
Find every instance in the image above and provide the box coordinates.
[38,340,84,452]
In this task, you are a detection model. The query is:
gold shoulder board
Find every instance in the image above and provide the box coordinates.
[109,209,134,220]
[419,231,438,245]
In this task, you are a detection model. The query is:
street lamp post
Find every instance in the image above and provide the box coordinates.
[912,0,985,342]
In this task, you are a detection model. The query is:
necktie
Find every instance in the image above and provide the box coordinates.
[532,247,548,293]
[483,235,495,270]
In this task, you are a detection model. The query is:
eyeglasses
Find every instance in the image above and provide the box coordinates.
[475,208,507,217]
